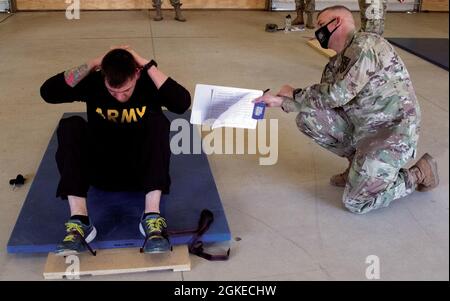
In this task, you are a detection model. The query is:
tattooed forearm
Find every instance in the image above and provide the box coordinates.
[64,63,90,88]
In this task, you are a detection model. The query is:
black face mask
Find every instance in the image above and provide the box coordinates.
[315,18,340,49]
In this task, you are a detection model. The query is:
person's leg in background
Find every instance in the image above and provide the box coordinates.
[292,0,305,26]
[170,0,186,22]
[292,0,314,28]
[359,0,387,35]
[152,0,186,22]
[54,116,97,255]
[305,0,315,29]
[152,0,163,21]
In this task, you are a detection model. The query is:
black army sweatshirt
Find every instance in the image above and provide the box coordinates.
[40,69,191,144]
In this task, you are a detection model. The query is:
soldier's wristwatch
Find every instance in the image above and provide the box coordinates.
[143,59,158,71]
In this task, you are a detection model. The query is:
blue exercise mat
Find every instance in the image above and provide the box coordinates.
[388,38,449,71]
[7,111,231,253]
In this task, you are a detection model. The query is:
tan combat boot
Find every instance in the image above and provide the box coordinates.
[330,156,353,187]
[306,12,314,29]
[407,153,439,191]
[153,5,163,21]
[292,9,304,26]
[174,4,186,22]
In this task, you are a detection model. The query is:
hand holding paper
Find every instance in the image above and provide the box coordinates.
[276,85,295,98]
[191,84,265,129]
[253,91,284,108]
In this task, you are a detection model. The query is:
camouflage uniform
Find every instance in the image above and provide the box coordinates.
[282,32,421,214]
[359,0,387,35]
[296,0,315,14]
[152,0,181,7]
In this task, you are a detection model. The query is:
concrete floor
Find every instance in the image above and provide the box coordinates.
[0,10,448,281]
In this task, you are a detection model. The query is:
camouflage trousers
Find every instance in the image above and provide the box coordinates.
[295,0,315,13]
[296,101,418,214]
[358,0,387,35]
[152,0,181,7]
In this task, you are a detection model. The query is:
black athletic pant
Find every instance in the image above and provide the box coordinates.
[55,114,171,200]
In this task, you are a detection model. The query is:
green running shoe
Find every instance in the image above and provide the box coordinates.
[55,219,97,256]
[139,213,171,253]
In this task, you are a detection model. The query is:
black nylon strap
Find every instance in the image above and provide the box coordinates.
[169,209,230,261]
[69,230,97,256]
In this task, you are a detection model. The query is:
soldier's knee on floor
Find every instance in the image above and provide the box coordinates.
[343,196,375,215]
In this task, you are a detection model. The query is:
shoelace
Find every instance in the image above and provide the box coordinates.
[63,222,96,256]
[145,216,167,238]
[140,216,169,253]
[63,222,85,242]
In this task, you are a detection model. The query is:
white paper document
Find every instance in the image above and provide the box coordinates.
[190,84,263,129]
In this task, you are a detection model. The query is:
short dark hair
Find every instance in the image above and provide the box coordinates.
[317,5,352,19]
[101,49,139,88]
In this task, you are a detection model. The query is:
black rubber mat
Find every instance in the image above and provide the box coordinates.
[388,38,449,71]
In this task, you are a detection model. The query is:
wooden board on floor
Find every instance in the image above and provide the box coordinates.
[421,0,449,12]
[16,0,267,10]
[43,245,190,279]
[307,39,336,59]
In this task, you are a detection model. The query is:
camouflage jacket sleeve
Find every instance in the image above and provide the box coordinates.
[320,55,339,84]
[282,42,378,112]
